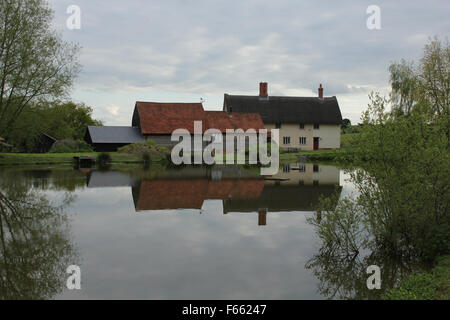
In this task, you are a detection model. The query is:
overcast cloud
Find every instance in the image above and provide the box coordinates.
[48,0,449,125]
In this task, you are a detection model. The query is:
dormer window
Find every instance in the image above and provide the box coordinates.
[299,123,305,129]
[314,124,320,129]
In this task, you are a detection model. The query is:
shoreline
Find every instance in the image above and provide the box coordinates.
[0,149,352,166]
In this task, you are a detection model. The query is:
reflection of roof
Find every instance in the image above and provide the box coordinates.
[224,95,342,124]
[223,184,342,213]
[87,171,140,188]
[86,126,145,144]
[132,102,265,134]
[132,179,265,211]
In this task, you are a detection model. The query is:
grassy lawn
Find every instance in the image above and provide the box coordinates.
[0,152,146,165]
[0,133,361,165]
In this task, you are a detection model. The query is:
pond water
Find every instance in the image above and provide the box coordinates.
[0,163,394,299]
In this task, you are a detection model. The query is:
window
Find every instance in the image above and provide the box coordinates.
[299,165,306,172]
[299,179,304,185]
[314,124,320,129]
[283,164,290,173]
[283,136,290,145]
[313,164,319,172]
[313,180,319,186]
[299,137,306,145]
[299,123,305,129]
[275,122,281,129]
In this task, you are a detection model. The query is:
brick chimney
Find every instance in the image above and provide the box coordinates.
[259,82,268,98]
[318,83,323,99]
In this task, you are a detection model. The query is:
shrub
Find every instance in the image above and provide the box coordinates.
[383,255,450,300]
[97,152,111,166]
[382,273,437,300]
[142,152,151,163]
[422,223,450,260]
[117,140,168,156]
[49,139,93,153]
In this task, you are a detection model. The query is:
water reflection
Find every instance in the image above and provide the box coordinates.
[0,163,353,299]
[86,164,342,226]
[0,170,78,299]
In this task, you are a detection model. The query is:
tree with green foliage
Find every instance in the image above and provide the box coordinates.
[389,36,449,117]
[4,101,102,152]
[341,118,351,129]
[0,0,80,136]
[307,37,450,299]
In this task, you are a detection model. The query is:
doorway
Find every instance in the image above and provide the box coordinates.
[313,137,319,150]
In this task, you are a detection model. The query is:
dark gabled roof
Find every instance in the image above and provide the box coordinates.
[41,133,57,141]
[223,95,343,124]
[86,126,145,144]
[223,185,342,213]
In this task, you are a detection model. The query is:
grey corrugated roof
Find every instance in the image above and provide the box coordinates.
[86,126,145,143]
[223,95,342,124]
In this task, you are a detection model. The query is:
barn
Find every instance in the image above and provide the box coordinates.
[84,126,145,152]
[85,101,265,152]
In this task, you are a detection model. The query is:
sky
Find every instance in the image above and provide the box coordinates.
[48,0,449,125]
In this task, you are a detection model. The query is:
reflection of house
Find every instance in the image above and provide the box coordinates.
[271,163,340,185]
[85,164,341,226]
[85,102,265,151]
[132,179,264,211]
[223,82,343,150]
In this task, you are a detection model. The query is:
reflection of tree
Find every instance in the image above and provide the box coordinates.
[0,182,77,299]
[0,169,87,192]
[306,192,427,299]
[305,242,424,299]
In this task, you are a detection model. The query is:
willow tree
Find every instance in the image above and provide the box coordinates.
[0,0,80,135]
[389,37,449,117]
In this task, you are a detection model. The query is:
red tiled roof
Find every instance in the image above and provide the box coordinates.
[135,102,205,134]
[204,112,265,133]
[136,180,208,210]
[134,102,264,134]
